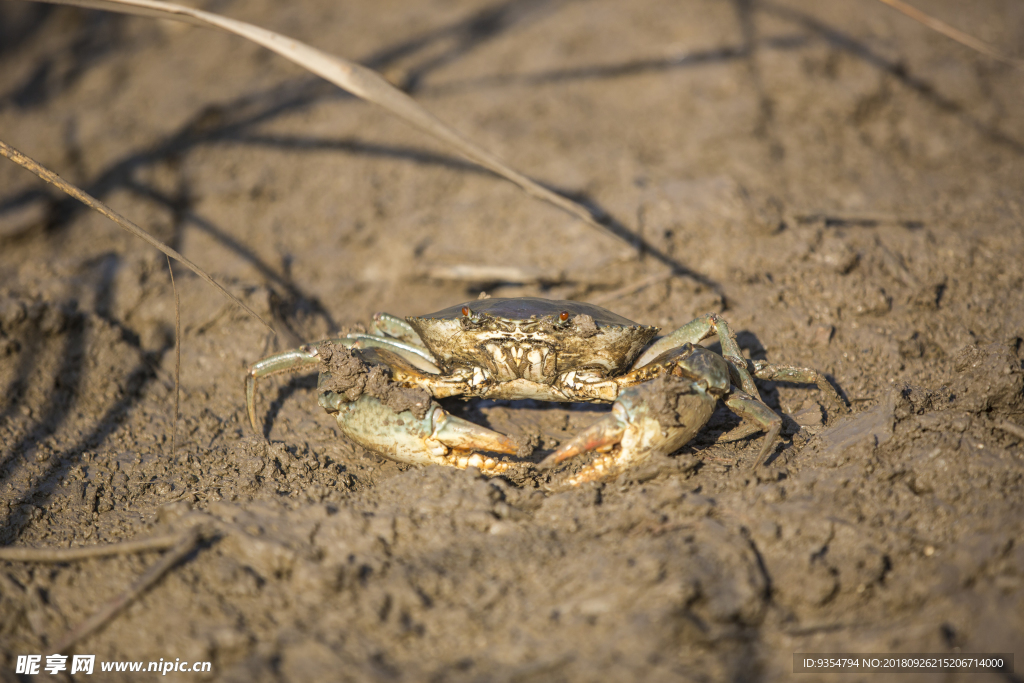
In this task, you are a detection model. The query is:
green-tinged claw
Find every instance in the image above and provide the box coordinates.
[537,404,628,469]
[431,409,520,456]
[322,392,517,473]
[541,377,717,485]
[326,394,440,463]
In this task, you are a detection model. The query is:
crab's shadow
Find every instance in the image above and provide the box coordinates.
[262,372,320,438]
[442,397,610,464]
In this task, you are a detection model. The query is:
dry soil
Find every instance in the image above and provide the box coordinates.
[1,1,1023,681]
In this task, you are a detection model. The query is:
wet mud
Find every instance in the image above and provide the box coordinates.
[1,0,1023,681]
[318,341,432,419]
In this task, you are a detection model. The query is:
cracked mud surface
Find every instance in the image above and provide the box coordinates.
[1,1,1023,680]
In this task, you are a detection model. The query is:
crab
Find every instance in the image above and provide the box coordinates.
[246,298,847,485]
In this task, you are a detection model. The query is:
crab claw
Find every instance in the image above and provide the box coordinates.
[538,403,629,468]
[431,408,520,456]
[322,392,519,474]
[538,376,717,486]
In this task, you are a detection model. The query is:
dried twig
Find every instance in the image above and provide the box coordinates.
[873,0,1024,68]
[29,0,635,252]
[0,140,274,333]
[995,420,1024,441]
[588,270,673,306]
[423,264,565,285]
[0,532,185,563]
[167,256,181,456]
[52,526,206,652]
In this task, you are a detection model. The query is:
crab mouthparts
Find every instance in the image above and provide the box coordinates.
[484,341,557,382]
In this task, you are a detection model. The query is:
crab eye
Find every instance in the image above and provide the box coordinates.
[461,306,471,317]
[559,311,570,322]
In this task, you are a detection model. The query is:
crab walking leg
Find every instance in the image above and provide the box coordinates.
[634,313,758,397]
[318,392,518,473]
[246,345,321,434]
[344,334,440,373]
[716,365,845,466]
[722,390,783,469]
[538,379,717,486]
[750,360,848,413]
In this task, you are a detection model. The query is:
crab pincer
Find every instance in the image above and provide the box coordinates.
[315,342,520,473]
[538,365,719,486]
[320,393,519,473]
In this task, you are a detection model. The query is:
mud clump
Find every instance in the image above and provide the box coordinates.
[633,373,703,428]
[572,314,599,338]
[317,340,432,418]
[316,340,368,401]
[363,364,432,418]
[515,431,540,459]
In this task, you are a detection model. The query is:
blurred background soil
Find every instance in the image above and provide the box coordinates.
[1,0,1022,680]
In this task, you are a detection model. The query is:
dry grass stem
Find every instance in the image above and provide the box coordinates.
[874,0,1024,68]
[588,270,674,306]
[996,420,1024,441]
[0,532,186,563]
[30,0,636,252]
[167,256,181,456]
[51,527,206,652]
[423,264,566,286]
